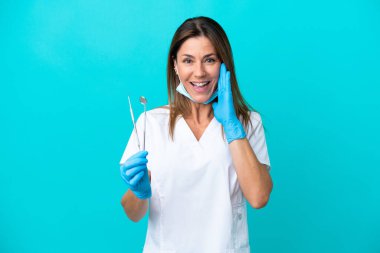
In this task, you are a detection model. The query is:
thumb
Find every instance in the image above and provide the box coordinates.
[212,101,218,111]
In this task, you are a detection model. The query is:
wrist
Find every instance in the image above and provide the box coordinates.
[224,120,246,143]
[131,182,152,199]
[133,189,152,199]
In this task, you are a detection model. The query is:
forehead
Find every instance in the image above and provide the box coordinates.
[177,36,216,56]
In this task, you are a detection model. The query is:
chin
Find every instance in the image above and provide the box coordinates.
[192,96,211,104]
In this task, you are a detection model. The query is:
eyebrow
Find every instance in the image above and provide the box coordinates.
[181,53,217,58]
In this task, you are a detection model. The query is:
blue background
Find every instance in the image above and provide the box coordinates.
[1,1,379,252]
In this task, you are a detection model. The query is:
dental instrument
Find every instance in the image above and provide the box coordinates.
[139,96,147,150]
[128,96,141,151]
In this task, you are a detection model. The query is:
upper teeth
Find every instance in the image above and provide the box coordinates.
[192,82,208,87]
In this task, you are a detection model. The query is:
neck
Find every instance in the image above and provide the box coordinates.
[185,102,214,125]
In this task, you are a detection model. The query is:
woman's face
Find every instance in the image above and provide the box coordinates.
[174,36,221,104]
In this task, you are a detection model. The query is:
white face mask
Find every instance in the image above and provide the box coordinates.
[176,82,218,104]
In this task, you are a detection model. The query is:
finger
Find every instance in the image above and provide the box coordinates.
[218,63,227,93]
[217,75,224,96]
[225,71,231,92]
[212,101,218,111]
[129,171,145,187]
[126,150,148,161]
[122,157,148,170]
[220,62,226,74]
[120,165,128,180]
[218,63,225,83]
[124,165,146,180]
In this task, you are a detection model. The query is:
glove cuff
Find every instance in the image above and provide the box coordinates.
[224,120,246,144]
[133,187,152,199]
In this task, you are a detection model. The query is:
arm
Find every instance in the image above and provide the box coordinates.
[120,171,151,222]
[121,170,151,222]
[120,152,152,222]
[121,189,149,222]
[229,139,272,209]
[212,64,272,209]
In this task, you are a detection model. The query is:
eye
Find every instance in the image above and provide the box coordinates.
[205,58,216,63]
[183,58,192,64]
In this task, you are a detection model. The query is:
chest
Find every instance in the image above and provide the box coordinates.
[182,118,212,141]
[145,116,244,205]
[147,118,232,191]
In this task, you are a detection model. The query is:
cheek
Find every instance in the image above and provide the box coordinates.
[178,68,192,81]
[211,72,220,82]
[207,66,220,79]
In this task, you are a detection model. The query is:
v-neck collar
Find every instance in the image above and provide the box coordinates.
[179,116,218,144]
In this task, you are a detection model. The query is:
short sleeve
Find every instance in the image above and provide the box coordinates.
[246,112,271,171]
[119,114,144,165]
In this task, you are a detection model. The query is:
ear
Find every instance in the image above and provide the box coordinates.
[173,59,178,74]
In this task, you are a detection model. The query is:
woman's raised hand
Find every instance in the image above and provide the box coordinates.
[212,63,246,143]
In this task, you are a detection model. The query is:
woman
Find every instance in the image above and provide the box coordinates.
[120,16,272,253]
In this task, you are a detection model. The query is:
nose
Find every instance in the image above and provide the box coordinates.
[194,62,206,78]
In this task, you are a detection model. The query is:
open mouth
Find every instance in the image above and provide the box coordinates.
[190,81,211,87]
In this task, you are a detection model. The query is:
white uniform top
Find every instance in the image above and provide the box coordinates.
[120,106,271,253]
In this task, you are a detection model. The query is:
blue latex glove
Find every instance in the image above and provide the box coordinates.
[212,63,246,143]
[120,151,152,199]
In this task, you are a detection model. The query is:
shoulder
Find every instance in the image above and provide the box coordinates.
[249,111,263,125]
[135,105,170,130]
[147,105,170,116]
[145,105,170,121]
[136,105,170,124]
[245,111,265,135]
